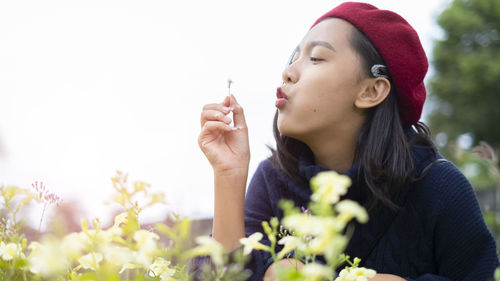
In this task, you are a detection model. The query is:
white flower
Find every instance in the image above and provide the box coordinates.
[281,214,328,237]
[134,230,160,248]
[302,263,333,281]
[277,236,303,259]
[310,171,351,204]
[102,245,134,266]
[308,233,348,263]
[0,242,22,261]
[133,230,160,267]
[62,232,88,260]
[335,266,376,281]
[239,232,271,256]
[149,257,176,281]
[186,236,224,266]
[78,252,103,271]
[81,218,124,247]
[28,239,68,277]
[335,200,368,224]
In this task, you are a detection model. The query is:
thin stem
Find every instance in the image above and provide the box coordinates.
[35,203,47,240]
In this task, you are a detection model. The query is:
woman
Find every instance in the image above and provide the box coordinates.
[197,2,498,280]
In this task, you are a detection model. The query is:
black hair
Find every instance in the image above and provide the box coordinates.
[269,24,436,212]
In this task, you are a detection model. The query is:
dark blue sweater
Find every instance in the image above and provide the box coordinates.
[242,145,498,281]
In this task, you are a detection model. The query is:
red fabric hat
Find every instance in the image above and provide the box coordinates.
[311,2,428,125]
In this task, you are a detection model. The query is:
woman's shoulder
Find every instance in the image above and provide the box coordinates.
[411,143,469,190]
[253,158,287,180]
[248,158,288,192]
[410,151,477,215]
[414,154,471,196]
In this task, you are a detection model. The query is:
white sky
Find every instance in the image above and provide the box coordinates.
[0,0,451,226]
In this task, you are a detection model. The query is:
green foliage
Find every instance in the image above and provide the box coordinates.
[448,141,500,189]
[429,0,500,148]
[0,172,250,281]
[0,170,381,281]
[241,171,375,281]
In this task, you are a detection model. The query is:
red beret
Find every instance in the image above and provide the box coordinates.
[311,2,428,125]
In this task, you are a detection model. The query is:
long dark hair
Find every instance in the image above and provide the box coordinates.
[269,24,436,212]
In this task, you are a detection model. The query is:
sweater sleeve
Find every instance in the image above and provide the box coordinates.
[405,161,498,281]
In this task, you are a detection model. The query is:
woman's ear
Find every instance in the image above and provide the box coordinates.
[355,78,391,109]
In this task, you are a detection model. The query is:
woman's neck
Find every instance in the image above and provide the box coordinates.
[303,122,361,173]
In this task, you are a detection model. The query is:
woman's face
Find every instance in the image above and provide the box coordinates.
[277,18,368,141]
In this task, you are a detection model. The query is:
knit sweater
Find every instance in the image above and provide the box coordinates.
[242,145,498,281]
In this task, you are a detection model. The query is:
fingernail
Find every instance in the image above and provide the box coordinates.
[222,106,231,112]
[224,116,232,123]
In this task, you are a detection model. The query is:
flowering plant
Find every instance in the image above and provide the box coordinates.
[238,171,375,281]
[0,170,375,281]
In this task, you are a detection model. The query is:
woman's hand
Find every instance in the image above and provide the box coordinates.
[263,259,305,281]
[198,94,250,175]
[199,94,249,251]
[263,259,406,281]
[368,274,406,281]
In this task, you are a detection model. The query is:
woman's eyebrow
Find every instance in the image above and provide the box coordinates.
[288,40,336,65]
[295,40,336,53]
[308,40,336,52]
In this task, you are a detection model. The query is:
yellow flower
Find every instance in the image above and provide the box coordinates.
[277,236,303,259]
[310,171,351,204]
[113,212,128,228]
[239,232,271,256]
[134,229,160,248]
[302,263,333,281]
[0,242,22,261]
[119,263,142,274]
[335,266,376,281]
[28,239,68,277]
[281,214,327,237]
[78,252,103,271]
[81,218,124,247]
[133,230,160,267]
[149,257,176,281]
[62,232,88,261]
[186,236,224,266]
[1,186,24,203]
[102,245,134,266]
[308,233,348,263]
[335,200,368,224]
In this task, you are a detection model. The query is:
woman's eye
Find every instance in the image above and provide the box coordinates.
[310,57,323,62]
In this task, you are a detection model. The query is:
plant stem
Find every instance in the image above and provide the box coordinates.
[35,203,47,240]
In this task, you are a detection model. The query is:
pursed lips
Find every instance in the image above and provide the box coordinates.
[276,87,288,108]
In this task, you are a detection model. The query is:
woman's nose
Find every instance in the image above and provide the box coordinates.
[282,65,298,84]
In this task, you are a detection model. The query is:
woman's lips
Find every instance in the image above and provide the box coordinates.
[275,98,287,108]
[276,87,288,108]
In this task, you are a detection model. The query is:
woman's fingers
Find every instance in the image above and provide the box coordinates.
[229,94,247,129]
[198,121,236,147]
[199,94,247,137]
[202,102,232,113]
[200,109,232,127]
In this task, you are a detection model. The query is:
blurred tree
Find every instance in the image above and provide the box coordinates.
[428,0,500,149]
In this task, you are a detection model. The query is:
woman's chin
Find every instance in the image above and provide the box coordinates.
[277,123,302,140]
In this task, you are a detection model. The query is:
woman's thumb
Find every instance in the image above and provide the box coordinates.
[229,94,247,129]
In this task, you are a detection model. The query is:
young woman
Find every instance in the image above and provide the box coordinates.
[197,2,498,281]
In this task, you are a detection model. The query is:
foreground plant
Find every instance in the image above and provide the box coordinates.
[237,171,375,281]
[1,170,376,281]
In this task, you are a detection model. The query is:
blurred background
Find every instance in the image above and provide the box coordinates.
[1,0,499,239]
